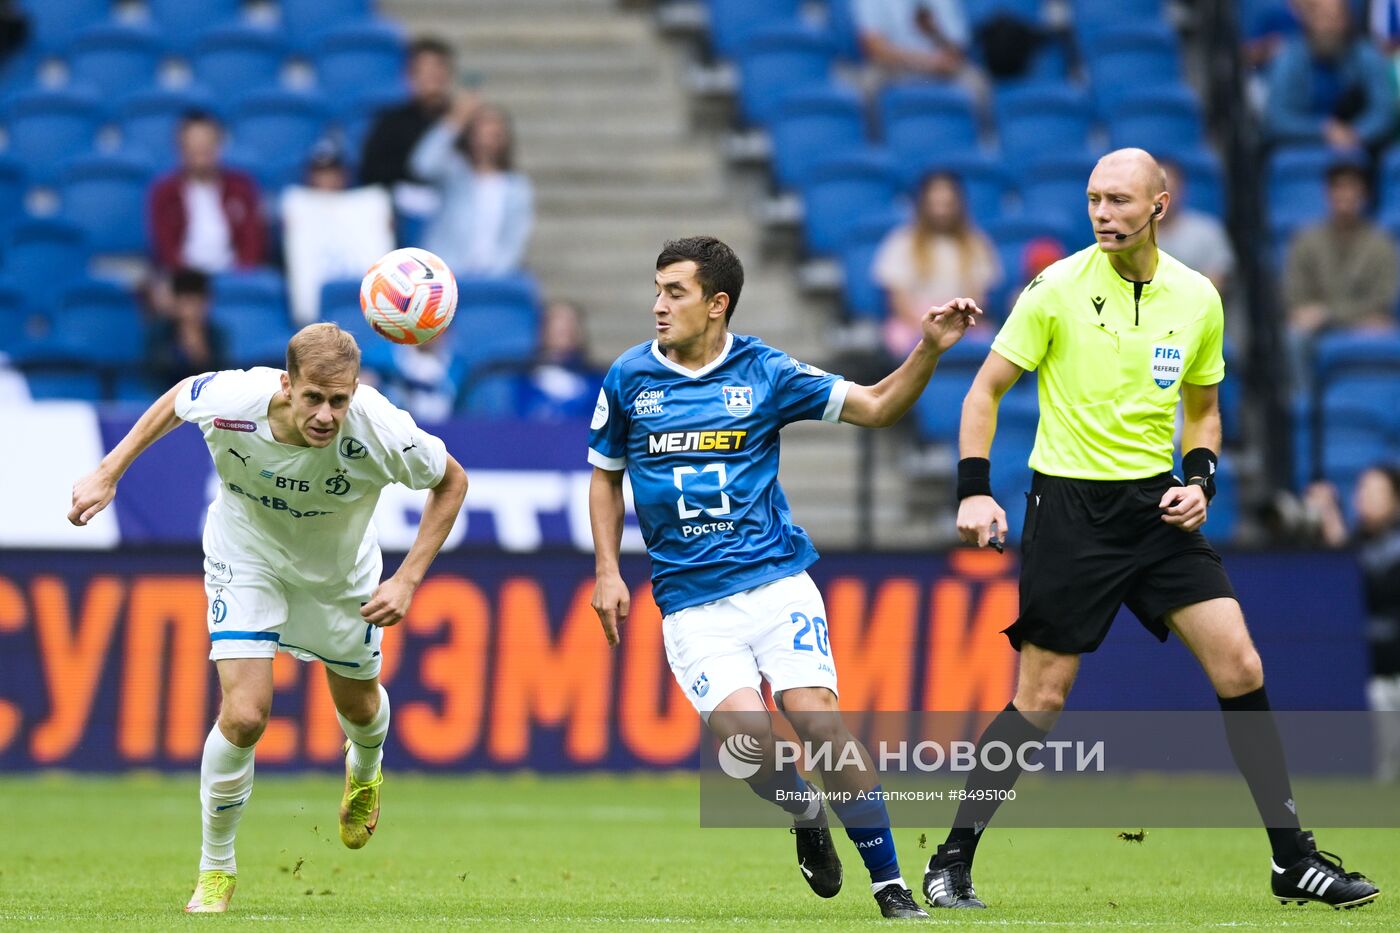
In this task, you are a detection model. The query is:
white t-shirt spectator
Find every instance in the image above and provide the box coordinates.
[853,0,971,53]
[183,180,234,273]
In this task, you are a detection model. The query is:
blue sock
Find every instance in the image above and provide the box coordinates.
[748,768,820,819]
[829,786,901,885]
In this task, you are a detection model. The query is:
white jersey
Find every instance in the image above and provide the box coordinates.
[174,367,448,595]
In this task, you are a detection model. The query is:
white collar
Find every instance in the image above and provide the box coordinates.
[650,332,733,379]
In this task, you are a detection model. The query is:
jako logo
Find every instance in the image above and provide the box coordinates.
[718,733,764,780]
[856,836,885,849]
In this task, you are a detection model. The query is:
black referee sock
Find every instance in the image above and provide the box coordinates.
[1217,685,1304,865]
[940,702,1050,866]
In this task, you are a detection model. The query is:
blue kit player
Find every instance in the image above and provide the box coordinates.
[589,237,981,919]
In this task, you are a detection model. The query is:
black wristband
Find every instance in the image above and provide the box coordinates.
[957,457,993,500]
[1182,447,1217,501]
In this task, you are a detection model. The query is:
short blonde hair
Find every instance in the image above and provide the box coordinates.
[286,323,360,384]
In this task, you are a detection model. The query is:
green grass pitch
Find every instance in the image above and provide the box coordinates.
[1,772,1393,929]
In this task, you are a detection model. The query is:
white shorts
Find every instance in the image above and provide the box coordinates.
[662,571,839,718]
[203,550,384,680]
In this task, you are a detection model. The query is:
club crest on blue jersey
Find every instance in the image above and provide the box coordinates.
[721,385,754,417]
[692,673,710,697]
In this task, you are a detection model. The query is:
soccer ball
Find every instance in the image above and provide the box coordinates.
[359,247,458,345]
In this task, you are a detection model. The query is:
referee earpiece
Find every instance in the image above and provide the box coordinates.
[1153,203,1163,215]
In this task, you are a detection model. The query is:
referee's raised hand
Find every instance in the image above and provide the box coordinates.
[922,297,983,353]
[957,494,1008,550]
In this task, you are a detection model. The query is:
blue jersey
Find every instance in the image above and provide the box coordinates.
[588,333,851,615]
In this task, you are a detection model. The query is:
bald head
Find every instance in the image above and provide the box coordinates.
[1095,148,1167,200]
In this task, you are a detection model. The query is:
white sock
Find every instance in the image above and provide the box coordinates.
[198,724,255,873]
[337,684,390,783]
[871,877,909,894]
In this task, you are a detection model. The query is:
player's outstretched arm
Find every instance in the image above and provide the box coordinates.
[68,378,190,526]
[840,297,982,428]
[956,352,1023,549]
[589,466,629,647]
[361,454,468,627]
[1159,382,1222,532]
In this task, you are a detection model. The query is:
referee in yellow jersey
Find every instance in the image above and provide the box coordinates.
[919,149,1380,912]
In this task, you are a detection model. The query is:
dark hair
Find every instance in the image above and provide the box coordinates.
[656,236,744,322]
[460,105,514,171]
[179,109,222,134]
[171,267,210,297]
[408,37,454,65]
[1325,160,1369,189]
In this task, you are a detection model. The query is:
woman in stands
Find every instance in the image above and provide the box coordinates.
[872,170,1000,359]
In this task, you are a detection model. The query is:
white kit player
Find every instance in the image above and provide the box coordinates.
[69,324,468,913]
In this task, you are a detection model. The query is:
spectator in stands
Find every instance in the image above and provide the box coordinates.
[410,93,534,275]
[1304,464,1400,780]
[1284,161,1399,339]
[1156,159,1236,298]
[146,268,227,388]
[384,339,469,423]
[513,299,605,421]
[148,111,264,274]
[1265,0,1396,152]
[359,37,456,190]
[872,171,1000,358]
[854,0,972,81]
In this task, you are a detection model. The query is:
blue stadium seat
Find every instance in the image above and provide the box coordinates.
[281,0,375,40]
[114,372,162,404]
[982,215,1080,315]
[735,25,836,127]
[879,83,981,167]
[19,0,114,50]
[799,151,902,255]
[968,0,1044,25]
[449,275,541,375]
[1105,89,1204,152]
[838,208,910,321]
[146,0,244,43]
[462,368,524,418]
[191,25,288,100]
[230,90,331,165]
[1314,330,1400,383]
[1268,146,1333,239]
[769,84,867,190]
[1202,458,1239,543]
[0,88,106,184]
[994,85,1094,166]
[914,342,984,440]
[0,156,26,240]
[1377,147,1400,217]
[213,272,296,367]
[117,86,221,167]
[1079,20,1178,51]
[825,0,862,60]
[1021,151,1102,224]
[894,149,1012,218]
[319,277,379,344]
[57,153,154,255]
[48,278,146,366]
[707,0,803,60]
[1071,0,1163,32]
[0,278,35,358]
[65,22,166,92]
[1162,145,1225,218]
[22,367,104,401]
[4,219,90,295]
[1088,48,1183,112]
[314,21,406,103]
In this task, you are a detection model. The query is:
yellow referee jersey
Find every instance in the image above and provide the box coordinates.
[991,245,1225,481]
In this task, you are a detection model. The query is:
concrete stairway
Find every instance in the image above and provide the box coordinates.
[381,0,930,547]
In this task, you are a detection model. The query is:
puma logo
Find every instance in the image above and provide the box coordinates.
[228,448,249,466]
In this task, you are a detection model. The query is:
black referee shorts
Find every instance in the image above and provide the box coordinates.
[1005,471,1237,655]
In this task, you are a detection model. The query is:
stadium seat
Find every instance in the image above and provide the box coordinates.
[1162,145,1225,218]
[768,84,867,190]
[213,273,296,368]
[879,84,981,168]
[191,25,289,101]
[319,277,378,344]
[0,277,35,358]
[914,342,984,441]
[230,90,331,166]
[994,85,1095,166]
[281,0,375,40]
[981,215,1080,314]
[0,156,26,239]
[1314,330,1400,383]
[968,0,1044,25]
[838,208,910,321]
[904,151,1013,219]
[22,367,105,401]
[706,0,803,60]
[799,151,903,255]
[1267,146,1333,239]
[1078,20,1179,52]
[1105,90,1204,153]
[448,275,541,375]
[117,86,221,166]
[20,0,114,51]
[57,153,154,255]
[48,278,146,366]
[824,0,862,61]
[3,219,90,294]
[146,0,244,43]
[1071,0,1163,32]
[735,25,836,127]
[1088,48,1183,112]
[0,88,106,184]
[65,23,166,93]
[1020,151,1103,224]
[314,21,406,103]
[1377,148,1400,217]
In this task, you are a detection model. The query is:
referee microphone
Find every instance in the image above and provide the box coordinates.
[1114,202,1162,240]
